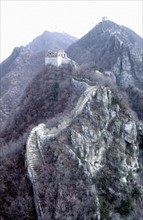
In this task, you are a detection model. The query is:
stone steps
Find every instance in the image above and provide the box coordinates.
[27,134,44,181]
[28,153,43,166]
[26,85,97,182]
[26,84,98,220]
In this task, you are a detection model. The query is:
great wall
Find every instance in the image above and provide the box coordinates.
[26,80,98,219]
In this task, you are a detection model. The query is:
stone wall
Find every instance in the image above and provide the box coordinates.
[26,79,143,219]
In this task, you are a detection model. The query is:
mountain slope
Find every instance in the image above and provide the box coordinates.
[1,64,143,219]
[0,47,45,127]
[26,31,77,53]
[0,31,77,127]
[0,47,21,78]
[67,20,142,70]
[0,21,143,220]
[66,20,143,119]
[66,20,143,86]
[25,80,143,220]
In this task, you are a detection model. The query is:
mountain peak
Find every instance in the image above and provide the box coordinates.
[67,19,142,70]
[26,31,77,53]
[101,19,121,32]
[66,20,143,120]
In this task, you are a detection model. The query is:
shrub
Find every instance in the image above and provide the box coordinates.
[131,218,139,220]
[99,197,110,220]
[111,95,121,105]
[127,170,133,181]
[119,195,133,215]
[50,81,60,101]
[91,176,96,184]
[132,186,141,199]
[136,165,143,173]
[91,64,99,71]
[91,64,105,73]
[99,67,105,73]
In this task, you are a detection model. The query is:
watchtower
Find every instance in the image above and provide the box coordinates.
[102,16,108,22]
[45,49,74,67]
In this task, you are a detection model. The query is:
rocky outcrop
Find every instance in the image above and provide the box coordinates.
[67,20,143,88]
[26,80,143,219]
[66,20,143,120]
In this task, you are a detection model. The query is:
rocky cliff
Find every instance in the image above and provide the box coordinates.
[66,20,143,87]
[26,79,143,220]
[66,20,143,120]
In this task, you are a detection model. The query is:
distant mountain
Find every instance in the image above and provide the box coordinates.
[0,47,45,126]
[66,20,143,119]
[0,47,21,78]
[26,31,77,53]
[0,31,77,126]
[0,31,77,79]
[0,65,80,142]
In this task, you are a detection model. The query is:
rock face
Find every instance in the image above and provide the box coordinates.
[26,80,143,219]
[66,20,143,120]
[66,20,143,87]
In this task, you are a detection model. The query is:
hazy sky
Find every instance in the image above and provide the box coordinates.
[1,0,143,61]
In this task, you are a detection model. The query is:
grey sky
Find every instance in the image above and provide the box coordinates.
[1,0,143,61]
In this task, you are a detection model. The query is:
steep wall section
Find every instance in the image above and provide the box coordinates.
[26,83,98,181]
[26,83,99,219]
[26,82,143,219]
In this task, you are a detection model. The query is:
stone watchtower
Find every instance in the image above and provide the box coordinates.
[45,50,70,66]
[102,16,108,22]
[45,49,72,67]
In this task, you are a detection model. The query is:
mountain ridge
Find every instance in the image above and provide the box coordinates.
[25,78,143,219]
[26,30,78,53]
[0,31,77,126]
[66,19,143,120]
[0,20,143,219]
[66,20,143,69]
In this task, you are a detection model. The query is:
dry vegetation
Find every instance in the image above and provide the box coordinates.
[0,63,142,219]
[0,148,37,219]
